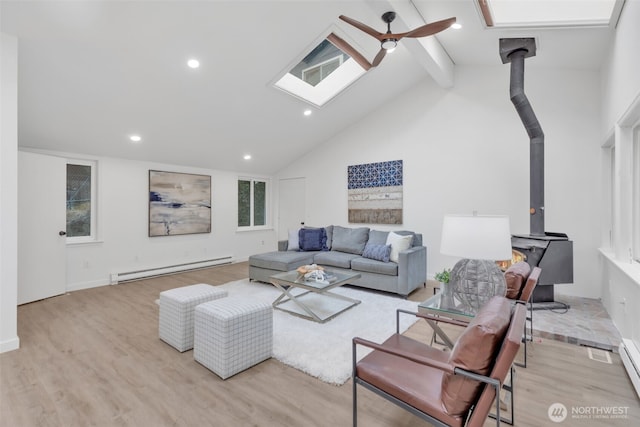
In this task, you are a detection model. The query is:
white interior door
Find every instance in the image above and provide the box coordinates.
[278,177,306,240]
[18,151,67,304]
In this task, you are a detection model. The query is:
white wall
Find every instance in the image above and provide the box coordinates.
[277,64,602,298]
[0,33,20,353]
[599,0,640,347]
[19,152,277,291]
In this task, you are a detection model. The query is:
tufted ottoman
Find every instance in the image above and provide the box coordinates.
[193,296,273,379]
[159,284,228,352]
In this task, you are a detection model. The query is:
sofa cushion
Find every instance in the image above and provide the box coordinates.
[298,227,328,251]
[331,226,370,255]
[386,232,413,263]
[325,225,334,250]
[367,230,389,246]
[351,257,398,276]
[441,296,512,416]
[287,229,300,251]
[362,243,391,263]
[504,261,531,299]
[313,251,361,269]
[249,251,316,272]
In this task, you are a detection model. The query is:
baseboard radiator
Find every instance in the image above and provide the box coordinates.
[110,256,233,284]
[620,338,640,399]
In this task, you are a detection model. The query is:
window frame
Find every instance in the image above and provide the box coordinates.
[633,127,640,263]
[66,159,97,244]
[237,176,270,231]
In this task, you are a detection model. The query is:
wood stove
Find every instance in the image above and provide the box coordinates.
[500,38,574,304]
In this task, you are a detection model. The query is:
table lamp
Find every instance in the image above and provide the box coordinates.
[440,213,512,310]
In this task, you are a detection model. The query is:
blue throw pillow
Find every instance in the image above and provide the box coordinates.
[362,243,392,263]
[298,228,328,251]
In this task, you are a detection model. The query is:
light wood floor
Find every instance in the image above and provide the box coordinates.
[1,262,638,426]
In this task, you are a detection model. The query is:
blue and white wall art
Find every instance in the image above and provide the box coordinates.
[347,160,403,224]
[149,170,211,236]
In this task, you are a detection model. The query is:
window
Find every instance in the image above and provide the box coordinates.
[273,32,367,107]
[238,178,268,229]
[477,0,623,28]
[66,160,97,242]
[302,55,343,87]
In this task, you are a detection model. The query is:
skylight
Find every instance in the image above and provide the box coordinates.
[273,32,367,108]
[478,0,623,28]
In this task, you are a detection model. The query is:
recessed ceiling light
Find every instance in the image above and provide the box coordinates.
[451,23,462,30]
[187,59,200,69]
[243,154,252,160]
[129,135,142,142]
[303,109,312,116]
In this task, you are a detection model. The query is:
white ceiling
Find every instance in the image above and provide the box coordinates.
[1,0,617,175]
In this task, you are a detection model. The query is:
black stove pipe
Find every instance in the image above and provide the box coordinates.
[500,38,545,237]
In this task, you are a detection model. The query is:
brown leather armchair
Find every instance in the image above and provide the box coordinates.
[352,297,527,427]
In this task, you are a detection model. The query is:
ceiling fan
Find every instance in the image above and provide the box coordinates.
[338,12,456,67]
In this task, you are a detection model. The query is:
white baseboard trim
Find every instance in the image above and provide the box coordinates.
[620,338,640,399]
[66,279,110,293]
[0,336,20,353]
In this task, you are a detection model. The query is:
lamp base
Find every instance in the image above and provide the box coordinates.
[450,259,506,311]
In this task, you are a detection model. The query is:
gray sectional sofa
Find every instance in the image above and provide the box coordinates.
[248,225,427,297]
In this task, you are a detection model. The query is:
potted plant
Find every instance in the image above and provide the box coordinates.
[434,268,453,299]
[434,268,451,285]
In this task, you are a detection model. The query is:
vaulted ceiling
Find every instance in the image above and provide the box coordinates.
[1,1,616,174]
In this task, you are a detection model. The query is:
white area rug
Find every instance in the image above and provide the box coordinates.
[216,279,420,386]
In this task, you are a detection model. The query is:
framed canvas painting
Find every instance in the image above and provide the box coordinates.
[347,160,403,224]
[149,170,211,236]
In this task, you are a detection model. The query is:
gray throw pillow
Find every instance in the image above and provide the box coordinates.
[331,226,370,255]
[362,243,391,262]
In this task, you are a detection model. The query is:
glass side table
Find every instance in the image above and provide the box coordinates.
[417,287,478,349]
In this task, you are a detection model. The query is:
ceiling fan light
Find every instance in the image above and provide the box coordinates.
[381,39,397,50]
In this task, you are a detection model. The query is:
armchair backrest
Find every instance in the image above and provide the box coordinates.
[518,266,541,303]
[466,303,527,427]
[504,261,531,299]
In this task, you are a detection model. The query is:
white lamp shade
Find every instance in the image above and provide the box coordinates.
[440,214,512,261]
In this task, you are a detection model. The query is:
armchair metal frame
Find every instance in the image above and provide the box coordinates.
[514,267,541,368]
[352,304,527,427]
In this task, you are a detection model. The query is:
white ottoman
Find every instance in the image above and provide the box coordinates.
[159,284,228,352]
[194,296,273,379]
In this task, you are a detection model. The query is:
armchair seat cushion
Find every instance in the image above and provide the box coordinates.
[357,334,465,427]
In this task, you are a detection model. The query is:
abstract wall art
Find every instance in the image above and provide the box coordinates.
[347,159,403,224]
[149,170,211,236]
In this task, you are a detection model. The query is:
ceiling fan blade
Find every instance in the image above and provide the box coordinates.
[339,15,384,40]
[403,17,457,39]
[372,48,387,67]
[326,33,372,71]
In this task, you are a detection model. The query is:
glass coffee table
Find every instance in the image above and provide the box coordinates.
[270,270,361,323]
[418,289,478,349]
